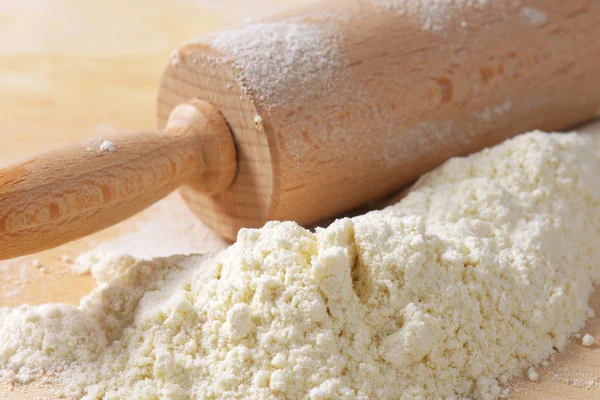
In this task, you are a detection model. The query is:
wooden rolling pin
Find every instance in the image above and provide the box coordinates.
[1,0,600,260]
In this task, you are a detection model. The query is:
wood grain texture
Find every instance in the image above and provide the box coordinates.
[0,100,235,259]
[2,0,600,399]
[159,0,600,241]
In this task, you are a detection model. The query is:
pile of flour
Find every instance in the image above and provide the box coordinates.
[2,131,600,399]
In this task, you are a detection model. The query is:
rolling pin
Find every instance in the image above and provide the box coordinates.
[1,0,600,260]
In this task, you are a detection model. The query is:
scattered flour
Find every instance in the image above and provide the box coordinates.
[72,193,228,274]
[99,140,116,153]
[479,101,512,122]
[377,0,490,31]
[527,368,539,382]
[2,131,600,399]
[170,49,181,68]
[86,138,116,154]
[520,7,548,26]
[208,20,344,107]
[582,334,595,347]
[0,259,30,300]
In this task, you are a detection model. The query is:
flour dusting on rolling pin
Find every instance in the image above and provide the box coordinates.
[85,138,116,154]
[167,0,600,241]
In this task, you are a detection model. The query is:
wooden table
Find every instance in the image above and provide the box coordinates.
[0,0,599,398]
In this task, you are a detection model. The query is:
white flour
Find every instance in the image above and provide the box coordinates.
[478,101,512,122]
[72,193,228,274]
[520,6,547,26]
[203,0,506,108]
[98,140,116,153]
[0,260,30,300]
[209,20,344,107]
[582,334,595,347]
[85,138,116,154]
[2,131,600,399]
[527,368,539,382]
[378,0,490,31]
[170,49,181,68]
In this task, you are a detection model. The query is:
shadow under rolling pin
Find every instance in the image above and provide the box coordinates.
[1,0,600,259]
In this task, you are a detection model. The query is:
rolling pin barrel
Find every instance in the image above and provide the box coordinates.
[159,0,600,240]
[2,0,600,259]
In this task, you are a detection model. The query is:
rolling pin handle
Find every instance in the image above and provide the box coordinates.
[0,99,237,260]
[167,99,237,195]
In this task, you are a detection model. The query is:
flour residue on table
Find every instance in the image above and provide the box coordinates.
[72,193,228,274]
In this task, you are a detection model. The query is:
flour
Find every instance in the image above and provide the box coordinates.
[86,138,116,154]
[170,49,181,68]
[0,259,29,300]
[582,334,595,347]
[72,193,227,274]
[2,131,600,399]
[378,0,490,31]
[527,368,539,382]
[98,140,115,153]
[208,20,344,107]
[479,101,512,122]
[520,7,547,26]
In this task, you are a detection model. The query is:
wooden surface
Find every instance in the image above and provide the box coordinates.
[1,0,600,399]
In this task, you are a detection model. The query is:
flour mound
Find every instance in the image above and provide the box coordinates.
[2,131,600,399]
